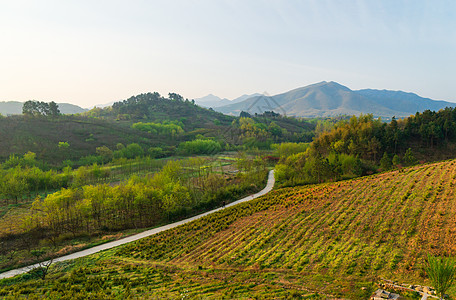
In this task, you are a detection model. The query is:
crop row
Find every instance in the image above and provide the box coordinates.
[119,160,456,283]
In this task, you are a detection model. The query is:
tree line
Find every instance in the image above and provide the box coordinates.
[275,108,456,186]
[21,156,268,247]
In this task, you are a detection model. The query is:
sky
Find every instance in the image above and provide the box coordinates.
[1,0,456,108]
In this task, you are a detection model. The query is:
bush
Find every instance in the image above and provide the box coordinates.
[113,143,145,159]
[271,142,309,158]
[148,147,164,158]
[178,139,222,155]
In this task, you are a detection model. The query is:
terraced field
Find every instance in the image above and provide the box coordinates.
[2,160,456,299]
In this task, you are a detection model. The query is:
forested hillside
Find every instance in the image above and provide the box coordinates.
[0,92,317,166]
[275,108,456,186]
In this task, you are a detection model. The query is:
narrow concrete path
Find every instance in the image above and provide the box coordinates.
[0,170,275,280]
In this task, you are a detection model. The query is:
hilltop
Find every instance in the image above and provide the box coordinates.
[2,160,456,299]
[216,81,456,118]
[0,92,315,165]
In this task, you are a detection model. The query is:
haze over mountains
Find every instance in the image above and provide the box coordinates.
[2,81,454,119]
[0,101,87,115]
[213,81,456,118]
[194,93,262,108]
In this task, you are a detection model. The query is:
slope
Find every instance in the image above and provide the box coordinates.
[0,115,161,164]
[356,89,455,115]
[3,160,456,299]
[90,92,234,131]
[194,93,262,108]
[0,93,236,165]
[216,81,455,118]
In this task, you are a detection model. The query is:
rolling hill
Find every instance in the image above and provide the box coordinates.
[0,93,237,164]
[0,115,162,164]
[216,81,456,118]
[2,160,456,299]
[0,101,86,115]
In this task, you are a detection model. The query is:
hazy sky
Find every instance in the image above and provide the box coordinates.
[1,0,455,107]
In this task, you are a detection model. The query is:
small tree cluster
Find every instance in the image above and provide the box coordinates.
[23,100,60,116]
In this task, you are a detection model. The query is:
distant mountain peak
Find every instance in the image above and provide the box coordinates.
[214,81,455,118]
[194,92,261,108]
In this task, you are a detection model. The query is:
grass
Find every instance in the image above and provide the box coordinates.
[2,160,456,298]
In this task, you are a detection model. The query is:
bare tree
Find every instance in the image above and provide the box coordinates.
[29,250,53,280]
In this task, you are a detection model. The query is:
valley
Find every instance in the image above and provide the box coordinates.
[1,90,456,299]
[1,159,456,298]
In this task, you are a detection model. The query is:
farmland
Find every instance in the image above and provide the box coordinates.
[2,159,456,298]
[0,153,269,274]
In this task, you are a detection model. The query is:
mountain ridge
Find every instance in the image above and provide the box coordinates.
[194,93,261,108]
[215,81,455,118]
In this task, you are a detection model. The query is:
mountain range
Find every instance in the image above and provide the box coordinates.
[213,81,456,118]
[194,93,262,108]
[0,101,87,115]
[3,82,455,119]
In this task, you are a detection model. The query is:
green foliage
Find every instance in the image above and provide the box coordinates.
[277,109,456,186]
[0,115,162,166]
[132,121,184,136]
[95,146,113,162]
[425,255,456,299]
[148,147,164,158]
[224,114,315,147]
[5,160,456,299]
[0,164,70,203]
[58,142,69,149]
[274,150,362,186]
[271,142,309,158]
[2,152,38,169]
[380,152,392,171]
[113,143,145,159]
[178,139,222,155]
[106,92,234,131]
[20,157,268,245]
[392,154,401,167]
[22,100,60,117]
[403,148,417,166]
[77,155,104,166]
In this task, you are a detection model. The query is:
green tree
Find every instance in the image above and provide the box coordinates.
[403,148,417,166]
[122,143,144,159]
[178,139,222,155]
[380,152,391,171]
[96,146,113,162]
[22,100,60,116]
[425,255,456,299]
[148,147,164,158]
[48,101,60,116]
[2,168,28,203]
[271,142,309,158]
[22,100,39,115]
[392,154,401,167]
[58,141,70,149]
[168,92,184,101]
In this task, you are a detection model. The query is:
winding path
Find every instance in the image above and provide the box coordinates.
[0,170,275,280]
